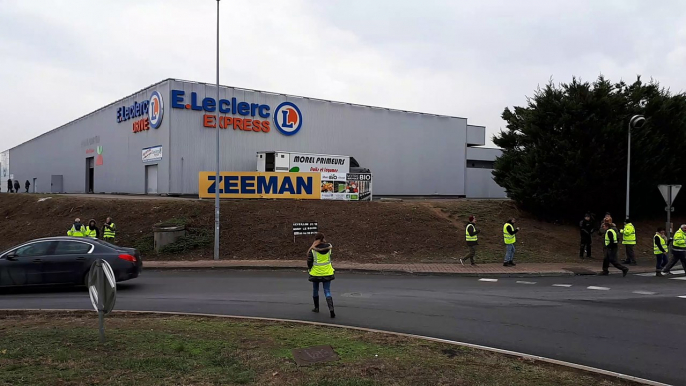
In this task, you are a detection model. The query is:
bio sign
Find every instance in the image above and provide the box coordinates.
[116,91,164,133]
[171,90,302,136]
[199,172,320,199]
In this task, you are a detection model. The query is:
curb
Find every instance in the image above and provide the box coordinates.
[141,264,654,278]
[0,309,668,386]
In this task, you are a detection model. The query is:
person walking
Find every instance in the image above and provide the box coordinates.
[85,219,99,239]
[67,218,87,237]
[460,215,480,266]
[307,233,336,318]
[620,218,637,265]
[13,180,19,193]
[503,218,519,267]
[24,180,30,193]
[7,178,13,193]
[654,228,669,277]
[599,223,629,277]
[102,217,116,243]
[662,224,686,276]
[579,213,595,259]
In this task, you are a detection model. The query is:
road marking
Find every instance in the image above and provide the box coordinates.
[516,281,536,285]
[479,278,498,282]
[553,284,572,287]
[669,276,686,281]
[632,291,657,295]
[678,296,686,299]
[636,270,684,277]
[587,286,610,291]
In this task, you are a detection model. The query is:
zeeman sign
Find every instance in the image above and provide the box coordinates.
[198,172,320,199]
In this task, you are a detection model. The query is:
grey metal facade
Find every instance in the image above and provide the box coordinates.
[5,78,506,197]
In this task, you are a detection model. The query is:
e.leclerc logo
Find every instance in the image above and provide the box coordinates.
[148,91,164,129]
[273,102,302,136]
[169,89,302,136]
[117,91,164,133]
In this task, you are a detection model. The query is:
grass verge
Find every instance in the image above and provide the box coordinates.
[0,311,638,386]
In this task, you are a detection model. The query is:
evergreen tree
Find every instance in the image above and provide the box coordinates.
[493,76,686,219]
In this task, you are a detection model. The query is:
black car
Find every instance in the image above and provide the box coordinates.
[0,237,142,287]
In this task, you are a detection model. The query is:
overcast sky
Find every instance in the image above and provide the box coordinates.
[1,0,685,151]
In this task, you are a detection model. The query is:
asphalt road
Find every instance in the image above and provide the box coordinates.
[1,270,685,385]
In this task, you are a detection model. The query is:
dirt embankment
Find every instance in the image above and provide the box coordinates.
[0,194,680,263]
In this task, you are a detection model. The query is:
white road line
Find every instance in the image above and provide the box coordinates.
[632,291,657,295]
[516,281,536,285]
[635,272,656,277]
[672,270,685,275]
[678,296,686,299]
[479,278,498,282]
[553,284,572,287]
[587,286,610,291]
[669,276,686,281]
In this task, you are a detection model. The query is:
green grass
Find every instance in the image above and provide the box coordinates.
[0,311,639,386]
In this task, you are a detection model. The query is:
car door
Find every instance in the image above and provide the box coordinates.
[0,241,57,286]
[42,240,95,284]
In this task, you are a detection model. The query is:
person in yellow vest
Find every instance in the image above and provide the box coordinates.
[599,223,628,276]
[103,217,116,243]
[620,219,637,265]
[67,218,86,237]
[662,224,686,276]
[85,219,99,239]
[460,215,480,266]
[503,218,519,267]
[307,233,336,318]
[654,227,669,277]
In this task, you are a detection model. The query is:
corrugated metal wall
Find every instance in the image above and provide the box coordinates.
[7,79,488,196]
[8,81,172,194]
[168,80,468,196]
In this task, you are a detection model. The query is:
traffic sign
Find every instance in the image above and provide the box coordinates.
[658,185,681,205]
[88,259,117,343]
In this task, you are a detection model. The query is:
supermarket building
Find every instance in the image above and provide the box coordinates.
[0,79,506,198]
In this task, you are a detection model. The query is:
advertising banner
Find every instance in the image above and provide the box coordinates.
[320,173,372,201]
[289,154,349,173]
[198,172,321,199]
[142,145,163,163]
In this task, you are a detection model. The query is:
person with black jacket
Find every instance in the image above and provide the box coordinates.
[24,180,30,193]
[460,215,481,266]
[599,222,628,276]
[7,178,12,193]
[503,218,519,267]
[13,180,19,193]
[307,233,336,318]
[579,213,595,258]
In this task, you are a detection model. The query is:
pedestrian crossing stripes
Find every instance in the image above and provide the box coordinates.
[479,278,498,282]
[632,291,657,295]
[587,286,610,291]
[516,281,536,285]
[552,284,572,287]
[670,276,686,280]
[634,270,685,277]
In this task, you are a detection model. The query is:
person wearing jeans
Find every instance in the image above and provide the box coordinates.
[307,233,336,318]
[503,218,519,267]
[654,228,669,277]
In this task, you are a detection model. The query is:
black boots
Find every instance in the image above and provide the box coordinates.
[326,297,335,318]
[312,296,319,313]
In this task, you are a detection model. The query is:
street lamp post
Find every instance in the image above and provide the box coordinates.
[626,114,645,220]
[214,0,221,260]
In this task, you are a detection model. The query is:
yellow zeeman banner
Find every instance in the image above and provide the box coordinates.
[198,172,321,199]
